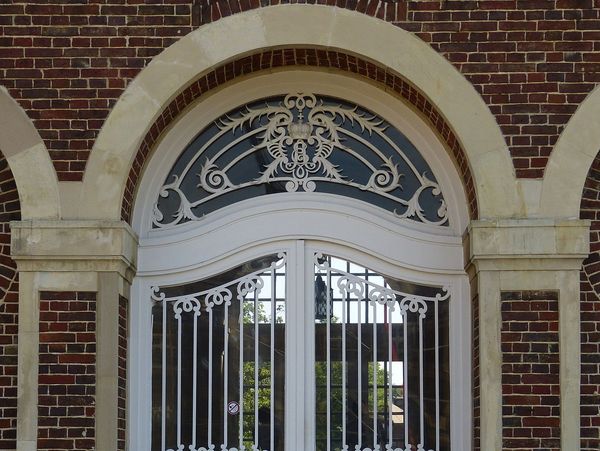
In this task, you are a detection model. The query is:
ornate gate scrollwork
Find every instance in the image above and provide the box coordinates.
[153,94,449,229]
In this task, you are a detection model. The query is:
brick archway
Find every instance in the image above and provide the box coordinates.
[121,49,478,223]
[81,5,520,222]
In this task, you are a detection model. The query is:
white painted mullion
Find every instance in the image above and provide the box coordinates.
[450,277,471,451]
[285,241,305,450]
[131,279,154,451]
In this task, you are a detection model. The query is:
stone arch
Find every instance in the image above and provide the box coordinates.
[81,4,521,222]
[578,149,600,450]
[0,87,59,219]
[541,83,600,218]
[122,52,477,224]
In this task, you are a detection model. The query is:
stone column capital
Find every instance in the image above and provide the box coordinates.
[10,219,138,281]
[466,218,590,272]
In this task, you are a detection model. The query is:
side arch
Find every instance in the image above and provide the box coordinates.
[0,87,59,219]
[82,4,521,221]
[541,83,600,218]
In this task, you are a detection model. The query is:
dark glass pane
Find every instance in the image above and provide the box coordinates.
[151,254,286,451]
[153,94,449,229]
[314,254,450,451]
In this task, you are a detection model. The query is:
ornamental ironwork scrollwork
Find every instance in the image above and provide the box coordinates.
[153,93,449,229]
[314,252,449,317]
[151,253,287,316]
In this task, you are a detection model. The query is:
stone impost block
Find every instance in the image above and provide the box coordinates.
[10,220,138,279]
[466,218,590,272]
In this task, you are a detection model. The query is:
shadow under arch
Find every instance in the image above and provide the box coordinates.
[0,86,59,220]
[81,4,521,222]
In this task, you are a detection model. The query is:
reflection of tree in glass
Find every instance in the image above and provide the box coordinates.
[315,360,389,450]
[314,308,392,451]
[240,292,284,449]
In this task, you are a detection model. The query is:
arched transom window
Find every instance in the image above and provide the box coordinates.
[152,93,448,229]
[131,73,471,451]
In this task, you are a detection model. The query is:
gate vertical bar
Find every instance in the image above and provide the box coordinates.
[435,299,439,450]
[419,313,424,446]
[342,279,347,448]
[223,303,229,447]
[177,306,183,449]
[357,293,362,449]
[373,300,377,448]
[239,298,244,447]
[388,306,393,448]
[193,307,200,448]
[326,263,331,451]
[162,299,167,451]
[254,289,259,447]
[270,266,276,451]
[207,309,213,446]
[403,308,408,448]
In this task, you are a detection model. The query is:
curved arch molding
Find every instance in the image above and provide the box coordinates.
[541,83,600,218]
[0,87,59,219]
[83,5,521,221]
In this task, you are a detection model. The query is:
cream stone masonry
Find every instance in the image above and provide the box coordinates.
[467,219,590,265]
[0,87,59,220]
[542,83,600,218]
[11,220,137,278]
[77,4,522,221]
[11,220,137,451]
[467,219,589,451]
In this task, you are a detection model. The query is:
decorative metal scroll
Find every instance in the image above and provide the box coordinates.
[152,93,449,229]
[151,254,287,451]
[313,254,450,451]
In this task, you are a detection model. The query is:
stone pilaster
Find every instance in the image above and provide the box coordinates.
[466,219,589,451]
[11,220,137,451]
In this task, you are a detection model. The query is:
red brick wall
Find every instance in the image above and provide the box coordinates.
[38,291,96,451]
[500,290,560,451]
[0,152,21,451]
[579,151,600,450]
[1,1,600,180]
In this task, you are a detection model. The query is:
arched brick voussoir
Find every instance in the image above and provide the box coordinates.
[82,4,522,222]
[0,87,59,220]
[541,83,600,219]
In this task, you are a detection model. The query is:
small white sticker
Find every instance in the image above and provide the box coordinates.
[227,401,240,415]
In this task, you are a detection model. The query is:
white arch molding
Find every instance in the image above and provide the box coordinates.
[0,86,59,219]
[81,4,521,221]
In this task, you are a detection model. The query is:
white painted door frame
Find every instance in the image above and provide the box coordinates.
[129,233,470,451]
